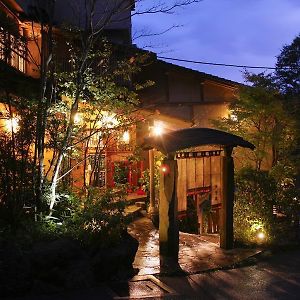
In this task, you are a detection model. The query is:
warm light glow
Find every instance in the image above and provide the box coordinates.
[230,113,238,122]
[5,117,19,132]
[74,113,82,124]
[122,131,130,144]
[152,121,164,136]
[99,111,119,128]
[161,164,169,174]
[257,232,265,240]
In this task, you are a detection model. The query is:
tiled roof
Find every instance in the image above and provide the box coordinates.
[157,59,242,87]
[143,127,255,154]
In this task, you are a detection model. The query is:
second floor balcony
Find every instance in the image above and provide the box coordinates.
[0,27,27,73]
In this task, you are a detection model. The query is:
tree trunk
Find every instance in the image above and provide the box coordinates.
[49,94,81,213]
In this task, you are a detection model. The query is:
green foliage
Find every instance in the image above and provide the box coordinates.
[140,151,164,209]
[0,187,129,250]
[66,188,128,247]
[275,33,300,154]
[114,162,129,185]
[270,163,300,220]
[234,168,276,245]
[0,98,37,226]
[234,167,300,246]
[276,34,300,98]
[212,73,298,170]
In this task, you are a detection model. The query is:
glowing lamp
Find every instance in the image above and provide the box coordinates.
[74,113,81,124]
[152,121,164,136]
[230,113,238,122]
[102,111,118,128]
[257,232,265,240]
[5,117,19,132]
[122,131,130,144]
[161,164,170,174]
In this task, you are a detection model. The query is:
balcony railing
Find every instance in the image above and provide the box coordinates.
[0,28,26,73]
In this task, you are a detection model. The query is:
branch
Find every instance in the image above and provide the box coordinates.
[132,24,182,40]
[133,0,202,16]
[56,154,93,182]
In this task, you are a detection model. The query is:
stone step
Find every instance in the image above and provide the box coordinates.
[124,205,142,219]
[135,201,146,209]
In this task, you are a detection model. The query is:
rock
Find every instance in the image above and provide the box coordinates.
[31,238,84,269]
[91,231,139,281]
[0,231,138,297]
[31,279,62,296]
[0,242,32,297]
[65,259,95,289]
[31,238,94,290]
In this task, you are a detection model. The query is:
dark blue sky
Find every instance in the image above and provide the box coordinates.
[133,0,300,83]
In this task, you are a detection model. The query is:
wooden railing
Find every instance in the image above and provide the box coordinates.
[0,28,26,73]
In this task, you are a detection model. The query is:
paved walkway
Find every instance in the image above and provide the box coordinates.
[128,216,261,276]
[16,249,300,299]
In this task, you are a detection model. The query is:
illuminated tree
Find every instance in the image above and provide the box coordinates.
[212,72,297,170]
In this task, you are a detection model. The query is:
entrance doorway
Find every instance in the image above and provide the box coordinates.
[143,127,255,269]
[176,148,222,237]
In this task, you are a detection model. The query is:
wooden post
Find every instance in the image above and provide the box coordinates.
[197,197,204,235]
[149,149,156,215]
[159,155,179,264]
[220,146,234,249]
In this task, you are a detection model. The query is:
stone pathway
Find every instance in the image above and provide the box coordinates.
[128,217,261,276]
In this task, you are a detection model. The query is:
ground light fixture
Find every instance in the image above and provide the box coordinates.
[229,113,238,122]
[257,232,265,240]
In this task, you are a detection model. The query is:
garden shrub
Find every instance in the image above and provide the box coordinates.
[234,168,277,245]
[0,186,129,249]
[234,165,300,246]
[65,187,128,247]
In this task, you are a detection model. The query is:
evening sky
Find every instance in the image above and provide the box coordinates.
[133,0,300,83]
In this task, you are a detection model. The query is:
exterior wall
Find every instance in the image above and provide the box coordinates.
[136,60,169,105]
[168,71,202,103]
[203,80,236,103]
[193,103,229,128]
[25,26,41,78]
[0,1,42,77]
[138,60,238,126]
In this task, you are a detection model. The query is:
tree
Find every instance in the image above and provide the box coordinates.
[212,72,297,170]
[275,33,300,186]
[276,34,300,98]
[37,0,202,213]
[1,0,203,219]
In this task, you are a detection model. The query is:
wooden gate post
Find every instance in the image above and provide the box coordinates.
[220,146,234,249]
[159,155,179,264]
[149,149,156,215]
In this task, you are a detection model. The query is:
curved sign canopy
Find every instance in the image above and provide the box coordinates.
[143,127,255,154]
